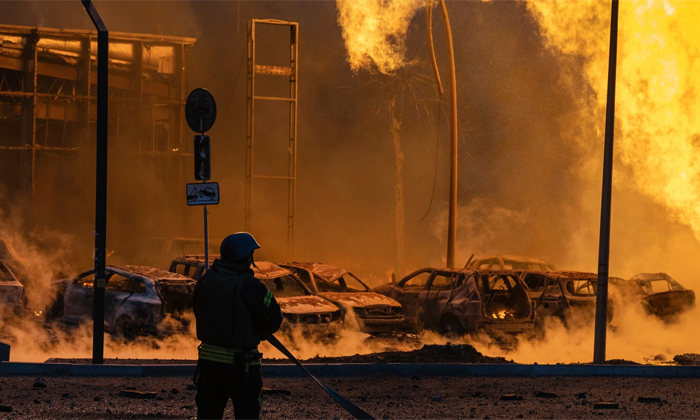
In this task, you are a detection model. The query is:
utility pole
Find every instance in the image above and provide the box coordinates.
[81,0,108,365]
[593,0,620,364]
[427,0,458,268]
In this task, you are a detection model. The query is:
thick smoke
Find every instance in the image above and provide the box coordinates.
[0,1,699,363]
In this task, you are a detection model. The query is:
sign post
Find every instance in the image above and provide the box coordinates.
[185,89,218,270]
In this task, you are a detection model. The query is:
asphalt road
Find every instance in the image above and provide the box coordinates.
[0,374,698,419]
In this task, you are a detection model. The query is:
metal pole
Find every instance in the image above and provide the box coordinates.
[81,0,108,365]
[204,204,209,271]
[438,0,458,268]
[593,0,619,364]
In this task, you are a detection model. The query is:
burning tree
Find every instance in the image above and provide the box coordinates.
[336,0,457,275]
[337,0,432,277]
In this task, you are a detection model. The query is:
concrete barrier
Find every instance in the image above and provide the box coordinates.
[3,362,700,377]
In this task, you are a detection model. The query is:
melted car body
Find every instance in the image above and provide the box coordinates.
[280,262,403,332]
[55,265,195,336]
[169,256,342,330]
[628,273,695,319]
[374,268,534,334]
[466,255,556,272]
[520,271,618,324]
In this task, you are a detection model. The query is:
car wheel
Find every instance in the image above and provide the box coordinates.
[440,313,464,336]
[114,316,138,340]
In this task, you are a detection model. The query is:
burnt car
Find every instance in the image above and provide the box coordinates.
[627,273,695,319]
[373,268,535,335]
[0,261,27,316]
[466,255,556,272]
[52,265,195,337]
[520,271,618,324]
[169,254,213,280]
[169,256,342,330]
[279,262,403,332]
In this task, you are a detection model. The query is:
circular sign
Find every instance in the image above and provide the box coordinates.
[185,88,217,133]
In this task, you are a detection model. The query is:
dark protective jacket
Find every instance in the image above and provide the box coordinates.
[192,258,282,350]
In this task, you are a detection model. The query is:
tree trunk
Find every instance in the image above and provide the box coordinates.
[389,98,405,278]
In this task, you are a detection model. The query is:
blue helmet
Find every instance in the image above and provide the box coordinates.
[220,232,261,262]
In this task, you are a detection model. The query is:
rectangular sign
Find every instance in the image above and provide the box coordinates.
[187,182,219,206]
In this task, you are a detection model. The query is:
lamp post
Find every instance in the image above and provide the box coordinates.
[593,0,620,364]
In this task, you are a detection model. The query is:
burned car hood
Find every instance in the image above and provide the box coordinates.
[320,292,400,308]
[277,295,339,315]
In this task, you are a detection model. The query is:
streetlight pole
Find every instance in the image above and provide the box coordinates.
[81,0,108,365]
[427,0,458,268]
[439,0,458,269]
[593,0,620,364]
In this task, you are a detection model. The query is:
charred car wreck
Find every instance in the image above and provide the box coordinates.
[169,256,342,331]
[51,265,195,337]
[627,273,695,319]
[374,268,534,335]
[519,271,617,325]
[280,262,403,332]
[253,261,341,330]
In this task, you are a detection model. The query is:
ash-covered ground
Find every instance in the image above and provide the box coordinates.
[1,375,699,419]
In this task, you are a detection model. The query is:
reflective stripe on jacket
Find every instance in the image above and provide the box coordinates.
[198,343,261,366]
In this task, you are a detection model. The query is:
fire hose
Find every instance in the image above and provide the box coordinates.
[266,334,376,420]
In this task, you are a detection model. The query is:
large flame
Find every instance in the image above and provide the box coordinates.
[526,0,700,240]
[336,0,425,74]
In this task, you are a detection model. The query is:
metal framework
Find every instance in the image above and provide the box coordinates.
[0,25,195,232]
[246,19,298,258]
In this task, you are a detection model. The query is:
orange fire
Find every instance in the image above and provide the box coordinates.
[526,0,700,240]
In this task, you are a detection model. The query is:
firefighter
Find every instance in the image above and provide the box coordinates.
[192,232,283,419]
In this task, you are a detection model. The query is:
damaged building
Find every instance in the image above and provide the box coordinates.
[0,24,197,260]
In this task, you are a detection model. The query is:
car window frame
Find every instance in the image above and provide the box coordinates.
[399,268,435,290]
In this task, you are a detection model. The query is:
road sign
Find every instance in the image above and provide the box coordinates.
[185,88,217,133]
[187,182,220,206]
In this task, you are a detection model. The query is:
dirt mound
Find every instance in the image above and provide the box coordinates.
[266,343,512,364]
[673,353,700,366]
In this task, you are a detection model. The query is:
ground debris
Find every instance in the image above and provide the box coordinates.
[500,394,524,401]
[32,379,46,388]
[0,405,12,412]
[262,388,291,396]
[575,392,588,399]
[534,391,558,398]
[119,389,158,399]
[432,395,442,402]
[638,397,662,404]
[593,402,619,409]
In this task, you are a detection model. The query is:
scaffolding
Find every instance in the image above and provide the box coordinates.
[0,25,196,244]
[246,19,298,258]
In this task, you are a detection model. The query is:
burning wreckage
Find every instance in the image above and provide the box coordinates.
[373,268,535,335]
[626,273,695,319]
[520,271,618,325]
[48,265,195,337]
[170,255,342,331]
[7,250,693,342]
[279,262,404,332]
